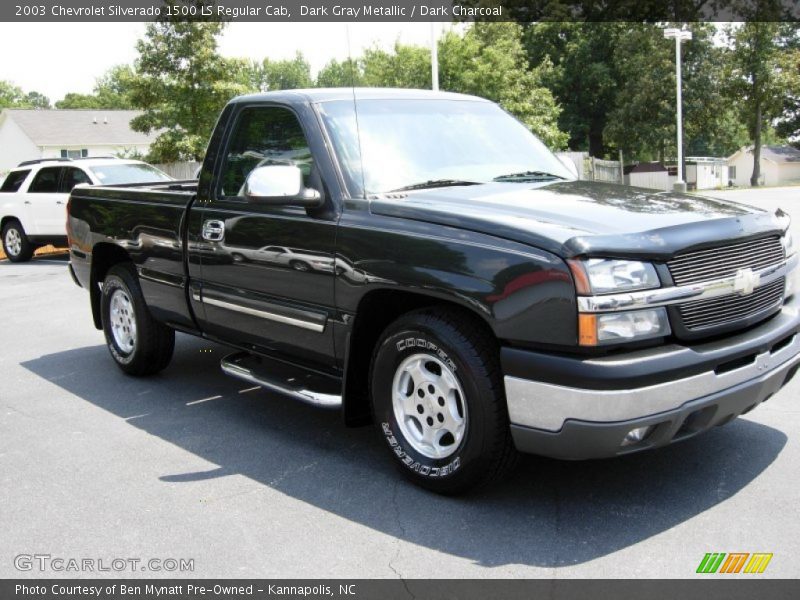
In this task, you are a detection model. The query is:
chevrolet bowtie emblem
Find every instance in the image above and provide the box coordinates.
[733,268,760,296]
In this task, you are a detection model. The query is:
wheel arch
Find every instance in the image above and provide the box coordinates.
[342,288,497,427]
[89,242,134,330]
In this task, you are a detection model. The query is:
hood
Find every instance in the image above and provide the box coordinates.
[369,180,789,259]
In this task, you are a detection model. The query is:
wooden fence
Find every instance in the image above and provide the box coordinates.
[154,161,202,180]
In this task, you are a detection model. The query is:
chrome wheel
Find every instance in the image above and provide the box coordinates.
[109,289,136,354]
[4,228,22,257]
[392,353,467,459]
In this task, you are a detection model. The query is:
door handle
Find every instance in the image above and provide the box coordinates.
[24,200,31,205]
[56,200,64,205]
[202,220,225,242]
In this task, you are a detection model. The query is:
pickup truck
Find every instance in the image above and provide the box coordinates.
[2,157,171,261]
[67,89,800,494]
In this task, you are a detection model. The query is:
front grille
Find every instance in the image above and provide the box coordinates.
[677,277,785,331]
[668,236,784,286]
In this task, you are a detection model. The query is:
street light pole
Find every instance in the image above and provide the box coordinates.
[664,27,692,193]
[431,22,439,91]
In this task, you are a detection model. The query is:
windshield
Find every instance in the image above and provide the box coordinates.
[88,163,172,185]
[318,98,573,197]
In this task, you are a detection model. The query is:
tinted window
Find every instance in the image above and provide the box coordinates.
[88,164,171,185]
[28,167,63,193]
[218,107,313,198]
[0,169,31,192]
[60,168,92,193]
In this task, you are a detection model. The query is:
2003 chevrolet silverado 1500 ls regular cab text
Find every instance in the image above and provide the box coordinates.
[67,89,800,493]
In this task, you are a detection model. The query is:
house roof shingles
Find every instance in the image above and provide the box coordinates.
[761,145,800,164]
[3,109,157,146]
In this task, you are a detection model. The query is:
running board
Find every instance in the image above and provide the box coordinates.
[220,352,342,409]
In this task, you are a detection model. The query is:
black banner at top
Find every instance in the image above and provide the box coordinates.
[1,0,799,22]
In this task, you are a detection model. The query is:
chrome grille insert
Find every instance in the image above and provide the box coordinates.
[677,278,785,331]
[668,236,784,286]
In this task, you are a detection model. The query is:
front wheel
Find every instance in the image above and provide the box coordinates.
[370,308,517,494]
[101,264,175,376]
[2,220,34,262]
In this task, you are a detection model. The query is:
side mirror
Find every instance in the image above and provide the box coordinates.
[242,164,323,208]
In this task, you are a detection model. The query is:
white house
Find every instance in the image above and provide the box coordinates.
[727,145,800,187]
[0,109,157,173]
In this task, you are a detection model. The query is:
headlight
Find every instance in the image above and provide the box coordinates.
[782,231,795,258]
[569,259,660,295]
[579,308,671,346]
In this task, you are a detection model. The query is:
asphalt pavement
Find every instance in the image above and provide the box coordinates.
[1,186,798,579]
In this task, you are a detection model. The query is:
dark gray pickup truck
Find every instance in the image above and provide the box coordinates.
[67,89,800,494]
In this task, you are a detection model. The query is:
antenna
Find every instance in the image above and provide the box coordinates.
[346,23,367,199]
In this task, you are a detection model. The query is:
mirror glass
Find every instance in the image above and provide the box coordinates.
[241,164,303,199]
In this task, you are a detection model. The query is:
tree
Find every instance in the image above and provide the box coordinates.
[0,81,26,109]
[603,23,747,163]
[523,22,626,156]
[361,43,431,88]
[315,24,566,148]
[440,23,567,148]
[244,52,313,92]
[774,24,800,143]
[725,21,793,185]
[315,58,362,87]
[56,65,135,109]
[1,80,50,110]
[127,18,249,162]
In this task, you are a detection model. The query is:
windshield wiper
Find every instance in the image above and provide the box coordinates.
[388,179,482,193]
[492,170,566,182]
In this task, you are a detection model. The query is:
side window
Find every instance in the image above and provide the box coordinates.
[218,106,313,198]
[28,167,63,193]
[60,168,92,193]
[0,169,31,192]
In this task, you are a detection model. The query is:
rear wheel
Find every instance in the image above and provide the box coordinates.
[370,308,517,494]
[101,264,175,376]
[2,220,34,262]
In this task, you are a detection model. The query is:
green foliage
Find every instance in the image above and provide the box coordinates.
[56,65,136,109]
[242,52,313,92]
[439,23,566,148]
[725,21,796,183]
[127,18,250,162]
[603,23,747,161]
[523,22,625,156]
[0,80,50,110]
[315,58,362,87]
[314,24,567,149]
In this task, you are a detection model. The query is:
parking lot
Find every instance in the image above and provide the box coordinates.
[1,186,799,579]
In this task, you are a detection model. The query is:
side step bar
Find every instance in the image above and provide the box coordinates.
[220,352,342,409]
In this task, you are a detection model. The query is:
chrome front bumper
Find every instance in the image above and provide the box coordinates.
[506,331,800,433]
[502,300,800,459]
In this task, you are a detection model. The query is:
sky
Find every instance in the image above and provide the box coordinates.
[0,22,447,103]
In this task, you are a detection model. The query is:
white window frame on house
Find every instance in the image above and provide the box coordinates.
[729,166,736,180]
[60,149,89,159]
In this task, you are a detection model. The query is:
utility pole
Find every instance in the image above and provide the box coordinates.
[431,22,439,91]
[664,27,692,193]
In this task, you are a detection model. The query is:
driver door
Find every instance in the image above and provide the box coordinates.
[190,103,338,369]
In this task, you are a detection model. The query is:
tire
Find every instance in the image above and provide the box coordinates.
[2,220,34,262]
[370,308,518,494]
[290,260,311,272]
[101,264,175,376]
[231,252,245,263]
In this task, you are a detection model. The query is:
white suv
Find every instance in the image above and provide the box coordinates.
[0,158,172,262]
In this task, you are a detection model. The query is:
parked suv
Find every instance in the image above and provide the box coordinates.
[1,157,171,262]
